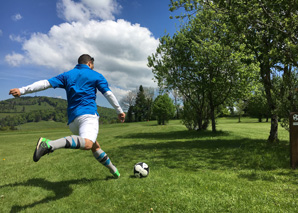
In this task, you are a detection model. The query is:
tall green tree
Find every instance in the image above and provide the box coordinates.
[247,83,271,122]
[134,85,147,122]
[169,0,298,142]
[181,97,209,130]
[120,86,155,122]
[127,105,134,122]
[143,87,155,121]
[153,94,175,125]
[148,6,257,132]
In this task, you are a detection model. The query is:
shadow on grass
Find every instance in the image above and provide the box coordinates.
[118,129,230,141]
[117,130,290,176]
[0,178,98,213]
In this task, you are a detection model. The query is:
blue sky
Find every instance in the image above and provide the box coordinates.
[0,0,182,107]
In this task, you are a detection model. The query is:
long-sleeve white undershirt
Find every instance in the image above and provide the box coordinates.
[19,80,52,95]
[103,91,124,114]
[19,80,124,114]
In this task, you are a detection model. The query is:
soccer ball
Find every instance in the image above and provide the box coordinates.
[134,162,149,178]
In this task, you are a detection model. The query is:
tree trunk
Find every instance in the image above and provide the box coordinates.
[197,110,203,130]
[211,108,216,132]
[209,94,216,132]
[260,61,279,143]
[257,36,278,143]
[268,114,279,143]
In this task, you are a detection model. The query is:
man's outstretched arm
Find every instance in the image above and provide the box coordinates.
[103,91,126,122]
[9,80,52,97]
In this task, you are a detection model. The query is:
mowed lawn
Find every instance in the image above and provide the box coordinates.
[0,118,297,212]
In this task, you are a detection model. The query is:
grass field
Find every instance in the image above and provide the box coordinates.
[0,118,297,212]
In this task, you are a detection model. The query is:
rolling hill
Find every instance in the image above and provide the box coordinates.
[0,96,118,130]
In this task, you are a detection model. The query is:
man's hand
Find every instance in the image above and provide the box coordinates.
[118,112,126,123]
[9,88,21,97]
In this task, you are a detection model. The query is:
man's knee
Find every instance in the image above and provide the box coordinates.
[91,141,100,152]
[84,139,100,152]
[84,138,94,150]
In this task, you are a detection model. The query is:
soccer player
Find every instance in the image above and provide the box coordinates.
[9,54,125,178]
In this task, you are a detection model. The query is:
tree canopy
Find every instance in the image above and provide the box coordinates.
[153,93,175,125]
[160,0,298,141]
[148,5,258,132]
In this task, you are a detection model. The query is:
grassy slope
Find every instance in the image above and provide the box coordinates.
[0,118,297,212]
[0,96,117,122]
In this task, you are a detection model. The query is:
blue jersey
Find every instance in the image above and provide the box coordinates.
[48,64,111,124]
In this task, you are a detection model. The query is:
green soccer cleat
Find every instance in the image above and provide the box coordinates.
[33,137,53,162]
[112,169,120,178]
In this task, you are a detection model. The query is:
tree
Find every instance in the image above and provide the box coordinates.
[143,87,155,121]
[148,6,257,132]
[274,71,298,131]
[133,85,148,122]
[120,86,155,121]
[153,94,175,125]
[171,89,182,119]
[127,105,134,122]
[169,0,298,141]
[181,98,209,130]
[120,91,136,112]
[246,84,271,122]
[234,100,247,123]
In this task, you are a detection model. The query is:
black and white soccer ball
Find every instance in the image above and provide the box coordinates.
[134,162,149,178]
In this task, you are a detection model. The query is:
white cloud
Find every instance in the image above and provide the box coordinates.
[0,29,3,36]
[9,34,25,43]
[5,19,159,91]
[12,13,23,21]
[57,0,121,22]
[5,0,159,98]
[109,86,130,101]
[5,53,25,66]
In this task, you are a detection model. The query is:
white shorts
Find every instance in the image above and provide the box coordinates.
[69,114,99,143]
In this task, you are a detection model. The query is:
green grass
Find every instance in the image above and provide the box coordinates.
[1,118,297,212]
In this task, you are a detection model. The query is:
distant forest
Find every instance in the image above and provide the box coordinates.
[0,96,118,130]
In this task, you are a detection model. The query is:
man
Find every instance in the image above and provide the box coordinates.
[9,54,125,178]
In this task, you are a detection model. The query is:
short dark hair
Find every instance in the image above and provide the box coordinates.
[78,54,94,64]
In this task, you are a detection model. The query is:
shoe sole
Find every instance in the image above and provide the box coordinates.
[33,137,43,162]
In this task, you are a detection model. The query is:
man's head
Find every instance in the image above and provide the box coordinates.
[78,54,94,70]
